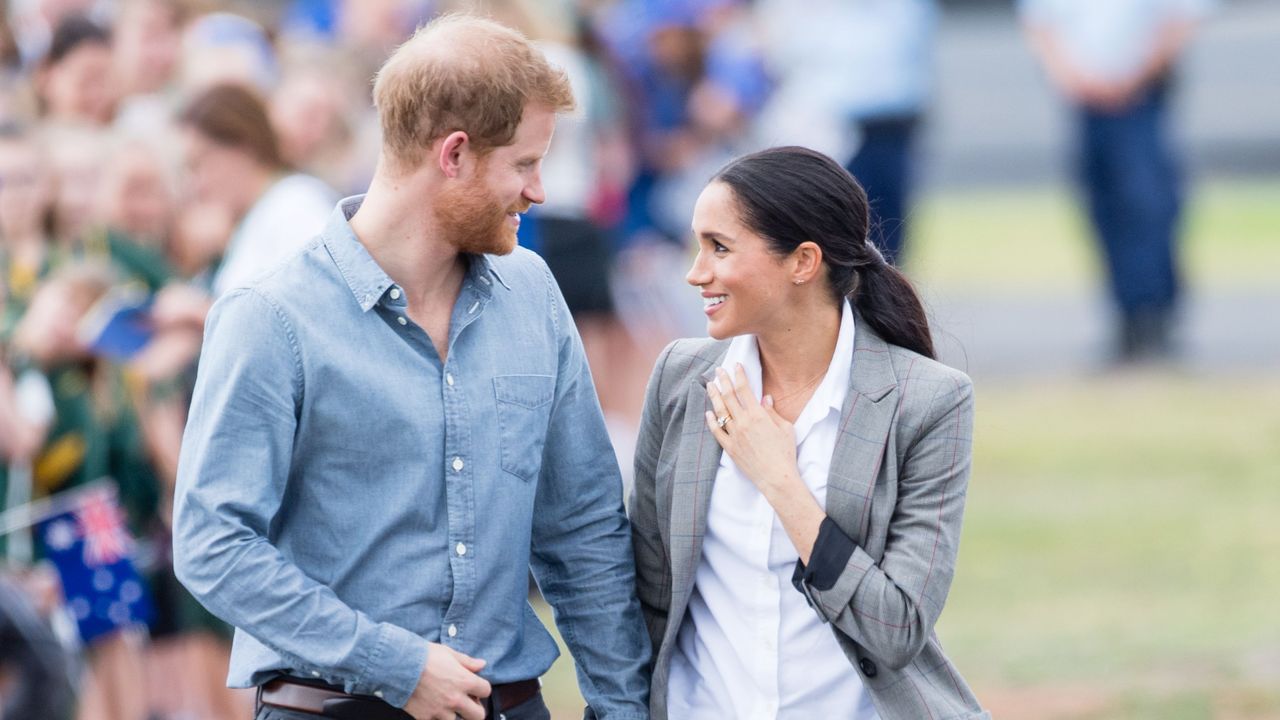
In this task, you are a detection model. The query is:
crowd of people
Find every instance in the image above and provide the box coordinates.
[0,0,1210,718]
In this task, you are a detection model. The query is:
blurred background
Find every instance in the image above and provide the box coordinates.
[0,0,1276,718]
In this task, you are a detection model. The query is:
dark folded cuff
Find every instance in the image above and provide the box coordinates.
[791,517,856,593]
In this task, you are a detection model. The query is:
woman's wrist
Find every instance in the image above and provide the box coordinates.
[758,466,805,502]
[759,471,826,564]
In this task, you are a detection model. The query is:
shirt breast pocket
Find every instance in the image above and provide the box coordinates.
[492,374,556,481]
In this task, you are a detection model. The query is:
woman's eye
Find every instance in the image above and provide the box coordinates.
[713,242,728,253]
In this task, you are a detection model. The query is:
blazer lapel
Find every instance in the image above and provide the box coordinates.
[825,321,899,547]
[666,365,725,621]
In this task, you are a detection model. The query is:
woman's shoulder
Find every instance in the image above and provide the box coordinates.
[884,343,973,392]
[877,342,975,430]
[649,336,729,399]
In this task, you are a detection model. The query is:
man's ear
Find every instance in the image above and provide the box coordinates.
[437,131,470,178]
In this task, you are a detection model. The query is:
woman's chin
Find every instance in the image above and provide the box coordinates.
[705,321,733,341]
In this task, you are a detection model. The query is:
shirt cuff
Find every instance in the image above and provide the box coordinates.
[791,517,856,593]
[357,622,429,709]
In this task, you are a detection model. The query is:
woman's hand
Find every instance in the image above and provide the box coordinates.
[706,364,826,563]
[706,364,800,499]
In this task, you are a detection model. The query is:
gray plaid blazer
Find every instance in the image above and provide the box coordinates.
[630,321,989,719]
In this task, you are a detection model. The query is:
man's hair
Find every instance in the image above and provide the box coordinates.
[372,14,574,171]
[179,82,285,170]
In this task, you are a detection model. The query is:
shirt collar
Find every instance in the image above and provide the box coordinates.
[810,298,856,408]
[717,299,856,437]
[322,194,510,313]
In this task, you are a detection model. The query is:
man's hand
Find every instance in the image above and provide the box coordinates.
[403,643,490,720]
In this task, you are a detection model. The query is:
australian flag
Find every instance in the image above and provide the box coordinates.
[37,484,152,645]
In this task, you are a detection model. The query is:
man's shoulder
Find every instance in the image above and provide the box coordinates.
[215,238,340,315]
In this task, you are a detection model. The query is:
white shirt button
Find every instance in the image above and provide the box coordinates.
[447,624,458,637]
[452,457,464,472]
[446,373,454,386]
[456,543,467,556]
[389,288,401,300]
[311,671,321,677]
[397,316,407,326]
[467,301,479,314]
[480,276,491,285]
[374,690,384,699]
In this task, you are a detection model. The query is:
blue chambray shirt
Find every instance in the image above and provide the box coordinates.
[173,196,650,717]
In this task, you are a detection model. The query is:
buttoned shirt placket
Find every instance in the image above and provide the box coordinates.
[375,265,493,649]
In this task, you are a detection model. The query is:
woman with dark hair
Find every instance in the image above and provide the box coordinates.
[36,15,115,126]
[631,146,988,719]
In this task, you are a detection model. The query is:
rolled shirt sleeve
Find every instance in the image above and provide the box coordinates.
[791,516,858,594]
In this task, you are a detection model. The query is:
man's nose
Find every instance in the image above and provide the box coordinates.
[523,173,545,205]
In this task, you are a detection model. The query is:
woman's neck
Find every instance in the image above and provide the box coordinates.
[755,298,842,397]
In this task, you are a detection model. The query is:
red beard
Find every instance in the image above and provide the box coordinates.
[437,169,523,256]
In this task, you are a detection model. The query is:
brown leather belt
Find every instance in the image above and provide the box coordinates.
[261,677,541,718]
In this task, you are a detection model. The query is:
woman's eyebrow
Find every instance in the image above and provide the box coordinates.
[698,230,734,244]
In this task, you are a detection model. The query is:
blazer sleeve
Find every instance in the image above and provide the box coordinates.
[630,341,677,653]
[797,372,975,670]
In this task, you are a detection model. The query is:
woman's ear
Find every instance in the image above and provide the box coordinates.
[792,241,824,285]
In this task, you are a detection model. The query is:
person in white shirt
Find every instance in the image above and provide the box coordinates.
[177,82,336,298]
[631,146,988,719]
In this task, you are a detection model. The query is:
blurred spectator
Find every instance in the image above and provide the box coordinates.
[0,572,77,720]
[34,14,115,126]
[111,0,182,99]
[2,262,153,720]
[0,125,56,341]
[7,0,107,69]
[97,137,177,254]
[269,50,362,194]
[45,123,107,248]
[180,12,278,93]
[597,0,768,243]
[111,0,187,137]
[755,0,937,264]
[0,9,23,74]
[178,81,335,299]
[332,0,432,80]
[1021,0,1214,363]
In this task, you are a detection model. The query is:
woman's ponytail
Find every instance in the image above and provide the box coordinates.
[851,257,934,359]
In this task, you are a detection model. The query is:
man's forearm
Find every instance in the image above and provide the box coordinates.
[172,492,429,707]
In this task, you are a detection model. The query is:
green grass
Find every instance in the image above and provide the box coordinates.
[907,178,1280,292]
[943,374,1280,717]
[531,180,1280,718]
